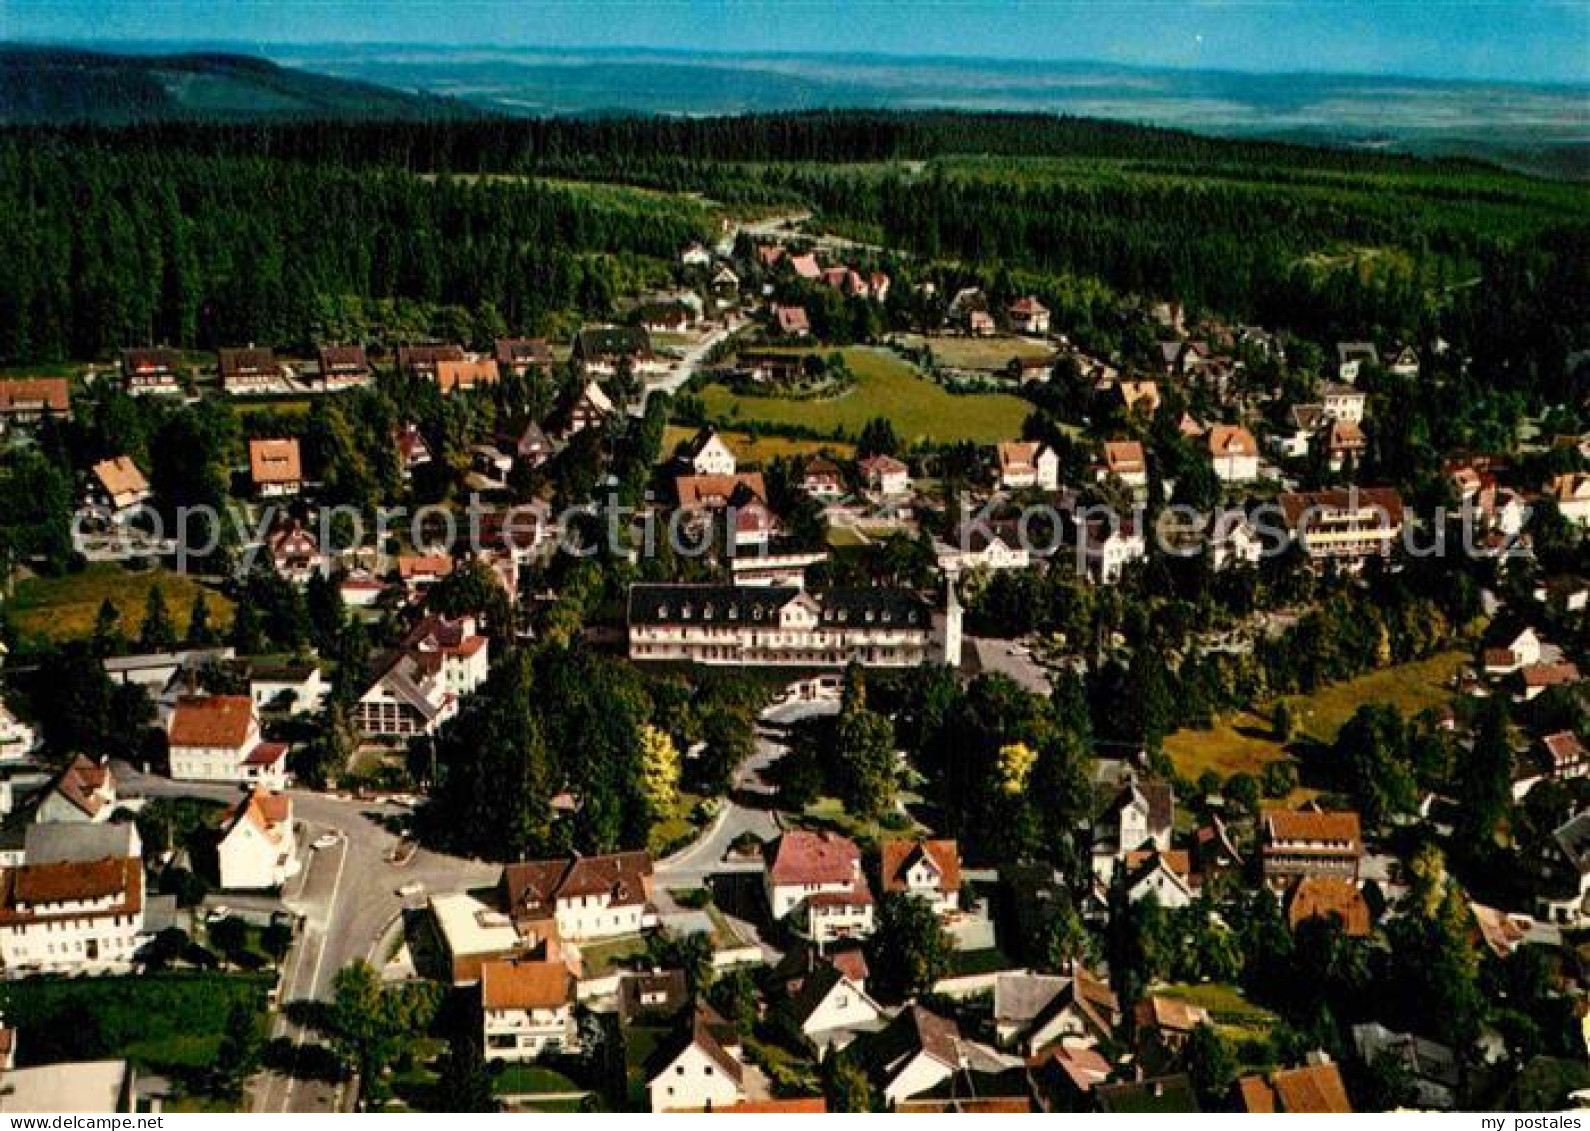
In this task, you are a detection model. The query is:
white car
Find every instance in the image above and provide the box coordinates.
[312,833,341,850]
[206,905,232,923]
[396,881,426,899]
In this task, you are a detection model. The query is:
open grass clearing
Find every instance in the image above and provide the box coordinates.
[9,562,234,643]
[660,424,854,466]
[1166,651,1466,782]
[700,346,1030,445]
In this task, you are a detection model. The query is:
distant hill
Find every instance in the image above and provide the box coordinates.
[0,44,479,124]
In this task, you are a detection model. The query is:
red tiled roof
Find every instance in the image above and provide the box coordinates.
[0,378,70,413]
[169,695,256,749]
[1265,809,1362,847]
[880,838,961,895]
[1287,877,1371,937]
[249,438,302,486]
[768,831,861,887]
[481,958,573,1010]
[0,856,142,924]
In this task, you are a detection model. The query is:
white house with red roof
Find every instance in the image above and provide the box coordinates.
[766,831,875,943]
[353,614,489,739]
[859,454,910,498]
[217,786,300,890]
[0,855,145,974]
[166,695,288,787]
[481,958,580,1061]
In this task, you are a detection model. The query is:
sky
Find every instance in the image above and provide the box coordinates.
[4,0,1588,85]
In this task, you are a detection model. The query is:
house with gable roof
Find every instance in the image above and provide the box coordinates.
[647,1003,748,1112]
[481,957,579,1061]
[216,786,300,890]
[880,838,961,916]
[33,755,117,825]
[167,695,288,787]
[765,830,874,943]
[501,851,656,942]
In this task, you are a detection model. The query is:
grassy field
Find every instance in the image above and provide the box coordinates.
[1156,982,1279,1048]
[660,425,854,466]
[699,346,1030,446]
[0,972,269,1077]
[903,334,1055,372]
[1166,651,1467,781]
[9,562,234,643]
[493,1063,582,1096]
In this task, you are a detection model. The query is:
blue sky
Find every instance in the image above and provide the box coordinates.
[5,1,1588,84]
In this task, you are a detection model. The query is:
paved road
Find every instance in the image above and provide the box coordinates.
[117,768,500,1112]
[638,318,742,412]
[656,697,837,887]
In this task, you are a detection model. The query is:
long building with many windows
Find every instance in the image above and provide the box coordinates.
[627,584,942,667]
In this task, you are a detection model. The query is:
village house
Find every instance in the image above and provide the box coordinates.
[1351,1023,1458,1110]
[248,438,303,498]
[0,854,145,974]
[1098,440,1148,489]
[646,1004,748,1113]
[435,355,501,394]
[0,378,71,433]
[788,252,822,281]
[1262,808,1363,888]
[501,851,655,942]
[1534,811,1590,925]
[1111,379,1161,418]
[496,418,555,470]
[249,661,327,718]
[618,969,691,1026]
[711,264,741,298]
[1277,488,1405,566]
[1079,516,1148,585]
[119,347,183,394]
[315,344,370,390]
[167,694,289,787]
[1286,876,1371,937]
[1238,1058,1354,1114]
[560,380,618,437]
[480,958,579,1062]
[1318,381,1367,424]
[992,966,1120,1055]
[1512,731,1590,799]
[353,614,489,738]
[1517,660,1583,702]
[799,456,846,501]
[1135,995,1212,1055]
[627,584,939,668]
[880,838,961,916]
[0,700,38,764]
[571,325,653,375]
[1206,423,1261,483]
[1335,341,1378,382]
[937,523,1031,576]
[1319,418,1368,471]
[1208,509,1265,571]
[1481,625,1542,676]
[856,1005,967,1107]
[765,830,874,943]
[396,343,465,381]
[782,956,883,1047]
[86,456,151,519]
[218,346,282,393]
[34,755,116,825]
[216,786,299,890]
[858,454,910,497]
[1122,848,1195,908]
[997,441,1060,491]
[394,423,434,480]
[636,300,696,334]
[1386,345,1421,377]
[265,520,322,585]
[1007,296,1051,335]
[679,241,712,268]
[772,304,811,338]
[494,337,552,377]
[682,429,738,477]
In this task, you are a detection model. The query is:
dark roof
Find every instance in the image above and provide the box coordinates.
[502,852,653,920]
[317,344,368,372]
[572,325,651,363]
[1277,487,1405,529]
[217,347,278,377]
[1097,1074,1200,1113]
[120,347,178,375]
[397,343,465,371]
[617,969,690,1024]
[646,1003,744,1086]
[627,584,930,630]
[494,337,551,367]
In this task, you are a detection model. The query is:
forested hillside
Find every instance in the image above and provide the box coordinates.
[2,111,1586,402]
[0,45,475,124]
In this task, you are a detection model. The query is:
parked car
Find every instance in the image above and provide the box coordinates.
[396,881,425,898]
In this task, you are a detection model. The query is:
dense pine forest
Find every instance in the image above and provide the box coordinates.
[2,111,1587,402]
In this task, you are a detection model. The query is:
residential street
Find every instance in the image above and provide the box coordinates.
[116,768,500,1112]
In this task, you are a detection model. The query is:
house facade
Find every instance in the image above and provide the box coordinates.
[216,787,300,890]
[501,852,655,942]
[481,958,579,1062]
[166,695,288,787]
[627,585,935,668]
[0,856,145,974]
[766,831,874,944]
[1262,809,1363,888]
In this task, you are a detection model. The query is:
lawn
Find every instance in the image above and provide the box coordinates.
[1166,651,1467,782]
[660,425,854,466]
[699,346,1030,445]
[492,1063,582,1096]
[1156,982,1279,1046]
[9,562,234,643]
[908,334,1055,372]
[0,971,269,1075]
[577,933,651,977]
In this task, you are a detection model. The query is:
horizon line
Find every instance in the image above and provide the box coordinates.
[10,36,1590,93]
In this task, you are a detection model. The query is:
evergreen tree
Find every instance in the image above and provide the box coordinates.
[186,590,218,645]
[137,583,178,652]
[91,598,124,657]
